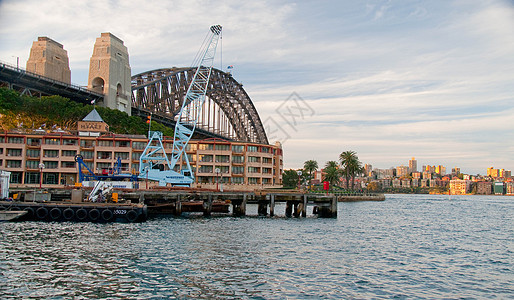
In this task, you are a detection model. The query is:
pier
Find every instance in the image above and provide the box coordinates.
[5,188,338,220]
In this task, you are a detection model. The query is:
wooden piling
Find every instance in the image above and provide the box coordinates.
[203,194,212,216]
[270,194,275,217]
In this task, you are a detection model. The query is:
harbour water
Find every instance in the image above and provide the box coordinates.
[1,194,512,299]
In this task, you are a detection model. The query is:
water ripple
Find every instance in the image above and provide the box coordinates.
[1,194,513,299]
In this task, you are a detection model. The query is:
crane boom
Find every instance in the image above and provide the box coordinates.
[139,25,222,186]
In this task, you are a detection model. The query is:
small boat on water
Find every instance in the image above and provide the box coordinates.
[0,210,27,221]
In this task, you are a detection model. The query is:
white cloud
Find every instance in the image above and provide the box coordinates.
[1,0,513,175]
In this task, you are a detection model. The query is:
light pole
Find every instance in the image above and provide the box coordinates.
[12,56,19,70]
[145,166,149,189]
[39,162,45,190]
[297,170,302,190]
[215,167,220,191]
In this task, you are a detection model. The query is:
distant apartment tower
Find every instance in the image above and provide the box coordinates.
[396,165,409,177]
[452,167,461,175]
[435,165,446,176]
[450,180,471,195]
[88,33,131,115]
[408,157,417,173]
[364,164,373,177]
[476,181,492,195]
[26,37,71,84]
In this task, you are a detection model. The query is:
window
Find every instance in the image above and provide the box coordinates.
[216,144,230,151]
[97,151,112,159]
[132,152,142,160]
[232,155,244,163]
[26,149,40,158]
[216,166,229,173]
[186,144,197,151]
[232,177,244,184]
[44,138,60,145]
[248,167,260,173]
[97,162,111,169]
[6,160,22,168]
[62,150,76,157]
[26,160,40,169]
[97,140,113,147]
[0,137,4,143]
[44,150,59,158]
[63,139,77,146]
[43,161,58,169]
[263,167,272,174]
[115,140,129,147]
[263,157,272,164]
[8,137,24,144]
[7,149,22,157]
[80,151,94,159]
[131,163,139,171]
[80,140,95,148]
[27,138,41,146]
[215,155,230,163]
[199,144,213,150]
[186,153,196,162]
[248,156,261,163]
[232,145,244,153]
[132,141,146,150]
[0,148,3,155]
[263,178,271,184]
[114,152,129,160]
[61,161,76,168]
[261,147,271,153]
[232,166,244,174]
[9,172,22,184]
[248,177,260,184]
[25,172,40,184]
[247,146,258,152]
[198,165,213,173]
[43,173,59,184]
[199,154,213,162]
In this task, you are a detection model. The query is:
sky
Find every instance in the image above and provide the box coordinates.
[1,0,513,175]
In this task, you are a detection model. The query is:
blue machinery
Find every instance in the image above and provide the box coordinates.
[138,25,223,186]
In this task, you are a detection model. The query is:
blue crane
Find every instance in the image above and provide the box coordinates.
[138,25,222,186]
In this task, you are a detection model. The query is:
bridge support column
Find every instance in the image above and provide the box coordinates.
[285,201,293,218]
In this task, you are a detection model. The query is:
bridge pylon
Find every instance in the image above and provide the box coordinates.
[88,33,131,115]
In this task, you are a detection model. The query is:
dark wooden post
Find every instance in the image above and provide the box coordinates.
[203,194,212,216]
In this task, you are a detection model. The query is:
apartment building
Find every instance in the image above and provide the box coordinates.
[0,130,283,190]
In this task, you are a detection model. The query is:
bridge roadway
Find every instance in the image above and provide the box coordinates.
[0,62,103,104]
[0,62,230,141]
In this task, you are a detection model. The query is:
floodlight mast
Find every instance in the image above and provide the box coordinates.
[138,25,222,186]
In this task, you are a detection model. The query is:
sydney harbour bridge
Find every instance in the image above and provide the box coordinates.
[0,61,269,144]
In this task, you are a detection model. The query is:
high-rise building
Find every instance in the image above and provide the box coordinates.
[396,165,409,177]
[409,157,417,173]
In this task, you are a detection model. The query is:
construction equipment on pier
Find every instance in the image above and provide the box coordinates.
[138,25,222,186]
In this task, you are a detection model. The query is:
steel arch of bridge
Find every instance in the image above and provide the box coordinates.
[131,67,268,144]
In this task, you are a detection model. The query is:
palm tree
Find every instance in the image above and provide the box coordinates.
[322,160,341,189]
[303,160,318,186]
[339,150,362,190]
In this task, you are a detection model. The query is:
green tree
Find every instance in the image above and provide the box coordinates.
[322,160,341,189]
[339,150,363,190]
[303,160,318,185]
[282,169,300,188]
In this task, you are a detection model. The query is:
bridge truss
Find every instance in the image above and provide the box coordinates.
[131,67,268,144]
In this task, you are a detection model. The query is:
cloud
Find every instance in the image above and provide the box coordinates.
[1,0,513,175]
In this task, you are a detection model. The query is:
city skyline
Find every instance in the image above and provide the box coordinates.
[1,0,513,175]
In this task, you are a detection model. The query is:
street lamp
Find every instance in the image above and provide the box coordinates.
[215,167,220,191]
[296,170,302,190]
[12,56,19,70]
[39,162,45,189]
